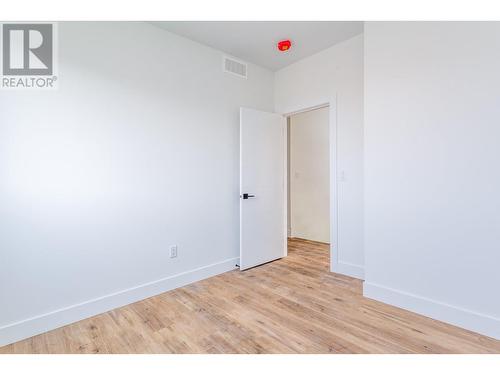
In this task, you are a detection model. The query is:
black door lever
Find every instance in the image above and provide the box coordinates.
[242,193,255,199]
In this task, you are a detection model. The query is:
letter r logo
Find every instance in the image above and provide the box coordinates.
[2,24,53,75]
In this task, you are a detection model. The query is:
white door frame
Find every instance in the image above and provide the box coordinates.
[282,96,339,273]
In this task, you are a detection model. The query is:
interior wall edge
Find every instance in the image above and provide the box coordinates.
[0,257,239,347]
[333,260,364,280]
[363,281,500,340]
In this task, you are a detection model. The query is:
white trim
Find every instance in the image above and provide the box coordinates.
[0,257,239,347]
[239,108,243,266]
[281,97,348,279]
[335,261,365,279]
[282,117,288,258]
[328,99,340,277]
[364,282,500,340]
[284,103,329,117]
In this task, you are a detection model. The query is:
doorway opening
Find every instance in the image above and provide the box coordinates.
[239,102,336,272]
[286,105,330,264]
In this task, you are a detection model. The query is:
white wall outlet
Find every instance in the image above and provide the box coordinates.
[169,245,178,258]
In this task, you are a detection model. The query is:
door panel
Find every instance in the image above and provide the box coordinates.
[240,107,286,270]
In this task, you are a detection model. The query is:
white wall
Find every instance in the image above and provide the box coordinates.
[275,34,364,278]
[364,22,500,339]
[289,107,330,243]
[0,22,274,346]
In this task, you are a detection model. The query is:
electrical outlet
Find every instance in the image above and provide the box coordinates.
[169,245,178,258]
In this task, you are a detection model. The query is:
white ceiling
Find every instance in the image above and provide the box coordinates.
[151,22,363,71]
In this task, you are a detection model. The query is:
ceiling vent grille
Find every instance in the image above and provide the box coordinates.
[223,56,247,79]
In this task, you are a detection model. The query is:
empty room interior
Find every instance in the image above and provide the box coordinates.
[1,20,500,355]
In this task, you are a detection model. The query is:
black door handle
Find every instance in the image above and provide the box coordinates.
[242,193,255,199]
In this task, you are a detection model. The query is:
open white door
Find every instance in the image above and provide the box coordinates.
[240,107,286,270]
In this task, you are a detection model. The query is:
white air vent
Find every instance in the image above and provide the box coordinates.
[223,56,247,79]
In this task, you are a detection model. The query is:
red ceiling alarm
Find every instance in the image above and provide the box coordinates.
[277,40,292,52]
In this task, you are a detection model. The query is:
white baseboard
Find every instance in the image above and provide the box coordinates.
[0,257,239,347]
[332,260,365,280]
[364,281,500,340]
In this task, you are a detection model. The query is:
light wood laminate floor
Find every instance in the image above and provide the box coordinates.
[1,238,499,353]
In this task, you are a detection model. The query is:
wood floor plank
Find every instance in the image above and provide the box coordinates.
[1,238,499,354]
